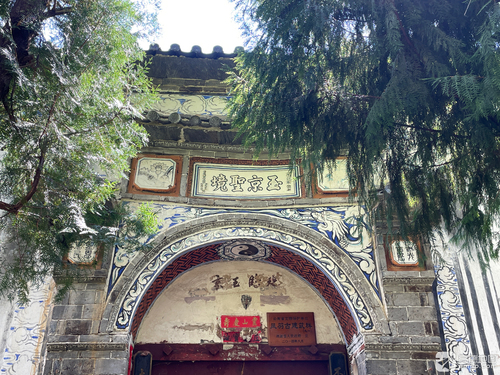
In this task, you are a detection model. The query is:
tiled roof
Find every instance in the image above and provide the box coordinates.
[146,43,243,59]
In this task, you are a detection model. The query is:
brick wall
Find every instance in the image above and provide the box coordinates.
[43,270,130,375]
[363,231,443,375]
[364,275,442,374]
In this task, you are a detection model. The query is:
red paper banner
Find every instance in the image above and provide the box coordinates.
[221,315,261,328]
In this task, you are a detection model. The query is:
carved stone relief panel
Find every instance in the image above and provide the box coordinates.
[128,154,182,196]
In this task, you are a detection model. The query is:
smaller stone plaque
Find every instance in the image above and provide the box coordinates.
[128,154,182,196]
[267,312,316,346]
[67,243,97,264]
[317,159,349,192]
[390,240,419,266]
[135,157,176,190]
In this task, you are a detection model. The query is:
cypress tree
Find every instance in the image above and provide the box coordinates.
[0,0,159,302]
[228,0,500,261]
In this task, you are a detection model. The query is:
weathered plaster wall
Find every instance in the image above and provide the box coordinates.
[136,261,343,345]
[0,278,54,375]
[0,227,14,360]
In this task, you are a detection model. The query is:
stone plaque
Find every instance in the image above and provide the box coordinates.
[191,162,301,199]
[317,159,349,192]
[390,240,419,266]
[267,312,316,346]
[134,157,176,190]
[67,243,97,264]
[128,155,182,196]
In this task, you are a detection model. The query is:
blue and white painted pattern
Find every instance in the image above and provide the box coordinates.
[114,226,374,333]
[434,234,500,375]
[0,279,53,375]
[258,207,378,296]
[108,205,200,293]
[435,264,475,374]
[108,204,380,299]
[153,94,230,116]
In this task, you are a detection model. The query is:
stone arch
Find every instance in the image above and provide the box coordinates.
[131,243,359,343]
[104,213,388,346]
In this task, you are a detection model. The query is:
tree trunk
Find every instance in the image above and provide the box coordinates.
[0,0,45,105]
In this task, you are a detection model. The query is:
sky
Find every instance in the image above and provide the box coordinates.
[142,0,246,54]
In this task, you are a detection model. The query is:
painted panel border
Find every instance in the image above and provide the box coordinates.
[107,205,380,302]
[187,158,305,200]
[128,154,183,196]
[110,226,375,340]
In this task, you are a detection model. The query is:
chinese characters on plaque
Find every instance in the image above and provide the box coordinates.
[390,240,419,266]
[66,243,98,264]
[267,312,316,346]
[191,163,301,199]
[221,315,261,328]
[220,315,262,343]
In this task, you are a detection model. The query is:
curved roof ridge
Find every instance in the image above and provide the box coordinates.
[146,43,244,59]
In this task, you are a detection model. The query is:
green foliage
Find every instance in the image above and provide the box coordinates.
[0,0,159,302]
[228,0,500,259]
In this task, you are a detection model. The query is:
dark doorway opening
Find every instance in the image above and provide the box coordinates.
[152,360,329,375]
[133,343,347,375]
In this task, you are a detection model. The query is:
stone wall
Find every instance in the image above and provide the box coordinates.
[43,266,130,375]
[38,52,444,375]
[362,231,443,374]
[364,276,442,374]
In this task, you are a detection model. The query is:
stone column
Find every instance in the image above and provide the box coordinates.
[363,274,442,374]
[43,270,130,375]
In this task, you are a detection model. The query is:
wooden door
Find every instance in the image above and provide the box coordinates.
[152,360,329,375]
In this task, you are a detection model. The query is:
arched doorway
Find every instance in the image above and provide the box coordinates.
[104,214,387,374]
[132,250,349,375]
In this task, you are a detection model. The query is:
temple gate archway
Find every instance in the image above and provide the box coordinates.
[103,213,388,374]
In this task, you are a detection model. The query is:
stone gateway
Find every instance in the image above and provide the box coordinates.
[1,45,498,375]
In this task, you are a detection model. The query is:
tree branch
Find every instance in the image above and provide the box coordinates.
[388,0,421,59]
[393,122,470,139]
[73,13,107,57]
[0,149,46,215]
[38,92,60,144]
[63,108,125,137]
[1,92,63,215]
[43,6,73,19]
